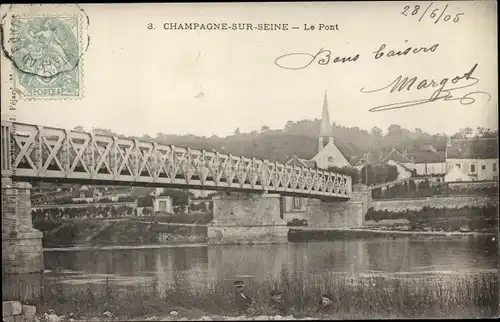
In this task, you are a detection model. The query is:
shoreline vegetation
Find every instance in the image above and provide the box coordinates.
[34,204,498,248]
[35,271,499,321]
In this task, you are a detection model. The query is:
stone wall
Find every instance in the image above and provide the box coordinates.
[307,199,364,228]
[2,301,38,322]
[2,180,43,276]
[207,194,288,244]
[304,184,370,229]
[2,179,44,302]
[371,195,497,212]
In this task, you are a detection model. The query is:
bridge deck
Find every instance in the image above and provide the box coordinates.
[1,121,351,200]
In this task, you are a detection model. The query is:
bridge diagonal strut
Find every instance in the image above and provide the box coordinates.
[1,121,351,200]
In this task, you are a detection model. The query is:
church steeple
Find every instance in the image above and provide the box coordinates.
[318,90,334,151]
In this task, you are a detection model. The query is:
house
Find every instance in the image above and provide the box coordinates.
[352,152,378,171]
[386,159,413,180]
[282,91,351,222]
[72,185,103,203]
[376,146,447,177]
[445,137,498,182]
[153,195,174,214]
[444,165,472,182]
[404,146,446,176]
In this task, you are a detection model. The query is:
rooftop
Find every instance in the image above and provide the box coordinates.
[446,138,498,159]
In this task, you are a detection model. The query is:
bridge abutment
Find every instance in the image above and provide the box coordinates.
[2,178,43,302]
[207,193,288,244]
[307,184,371,229]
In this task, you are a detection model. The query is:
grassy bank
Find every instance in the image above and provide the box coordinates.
[365,205,498,233]
[36,271,499,320]
[34,218,206,247]
[288,228,498,242]
[138,212,213,224]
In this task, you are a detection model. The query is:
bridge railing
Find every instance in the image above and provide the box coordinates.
[1,121,352,199]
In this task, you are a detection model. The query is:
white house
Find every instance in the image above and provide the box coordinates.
[153,195,174,214]
[445,137,498,182]
[282,91,351,222]
[377,147,447,177]
[404,146,447,176]
[444,165,472,182]
[386,159,413,180]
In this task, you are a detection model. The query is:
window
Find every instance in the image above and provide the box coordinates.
[482,165,486,170]
[293,197,302,209]
[494,163,497,172]
[470,164,476,173]
[327,156,334,162]
[456,164,461,169]
[159,200,167,211]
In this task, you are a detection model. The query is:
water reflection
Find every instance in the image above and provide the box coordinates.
[44,236,498,289]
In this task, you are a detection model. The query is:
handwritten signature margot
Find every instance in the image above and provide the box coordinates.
[360,63,491,112]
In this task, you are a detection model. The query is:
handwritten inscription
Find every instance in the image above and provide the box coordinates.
[401,2,464,24]
[373,41,438,60]
[274,41,438,70]
[274,48,359,70]
[360,63,491,112]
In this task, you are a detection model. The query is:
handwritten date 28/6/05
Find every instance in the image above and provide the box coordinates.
[402,2,464,24]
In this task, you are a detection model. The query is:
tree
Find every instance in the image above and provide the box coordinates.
[159,189,194,207]
[387,124,403,136]
[371,126,383,137]
[451,132,464,139]
[285,121,294,131]
[327,166,360,184]
[73,125,84,131]
[93,128,117,136]
[234,128,241,135]
[261,125,270,133]
[360,164,398,185]
[475,127,498,138]
[459,127,473,138]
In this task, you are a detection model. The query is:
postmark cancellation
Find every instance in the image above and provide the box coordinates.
[1,5,89,100]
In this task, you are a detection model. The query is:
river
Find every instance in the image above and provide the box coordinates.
[43,236,498,290]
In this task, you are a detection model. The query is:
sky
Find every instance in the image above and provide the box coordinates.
[1,1,498,138]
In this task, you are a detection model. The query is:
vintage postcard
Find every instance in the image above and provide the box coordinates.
[1,1,498,321]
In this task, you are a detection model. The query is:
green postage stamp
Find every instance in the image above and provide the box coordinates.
[9,13,85,99]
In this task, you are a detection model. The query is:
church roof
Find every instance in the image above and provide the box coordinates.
[319,90,332,137]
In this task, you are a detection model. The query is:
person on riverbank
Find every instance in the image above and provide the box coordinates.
[315,293,334,316]
[233,280,252,313]
[268,290,294,316]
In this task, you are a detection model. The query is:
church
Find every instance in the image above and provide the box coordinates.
[282,91,351,222]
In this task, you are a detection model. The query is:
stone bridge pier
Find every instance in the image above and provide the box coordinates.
[207,193,288,244]
[2,178,44,302]
[307,184,372,228]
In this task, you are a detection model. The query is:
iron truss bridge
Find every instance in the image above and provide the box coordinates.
[1,121,351,200]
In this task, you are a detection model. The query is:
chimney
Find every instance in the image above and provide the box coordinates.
[403,148,407,156]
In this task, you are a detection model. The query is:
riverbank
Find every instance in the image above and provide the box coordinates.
[34,216,208,247]
[34,204,497,247]
[34,271,499,320]
[288,227,497,242]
